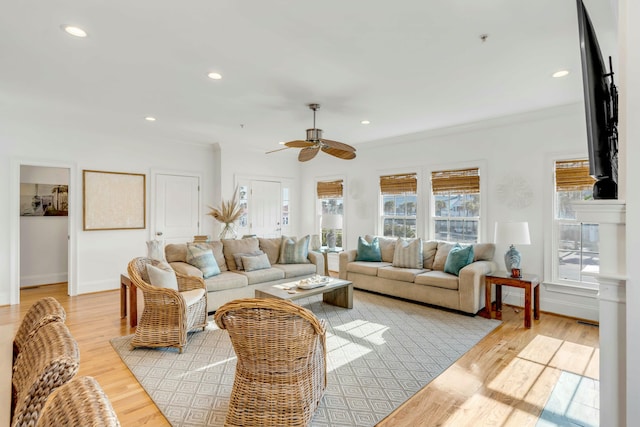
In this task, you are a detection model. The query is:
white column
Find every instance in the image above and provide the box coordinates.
[573,200,626,426]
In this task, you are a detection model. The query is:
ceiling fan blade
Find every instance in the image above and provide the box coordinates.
[298,146,320,162]
[321,139,356,152]
[285,140,315,148]
[265,146,291,154]
[322,146,357,160]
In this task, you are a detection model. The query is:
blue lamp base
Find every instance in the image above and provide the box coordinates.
[504,245,521,272]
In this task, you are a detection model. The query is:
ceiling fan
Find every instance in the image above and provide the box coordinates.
[267,103,356,162]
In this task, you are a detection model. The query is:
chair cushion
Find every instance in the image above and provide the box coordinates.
[186,243,221,279]
[444,244,475,276]
[279,235,310,264]
[392,238,423,269]
[180,288,206,306]
[355,236,382,262]
[242,253,272,272]
[414,271,460,290]
[273,262,317,278]
[146,263,178,290]
[222,237,260,270]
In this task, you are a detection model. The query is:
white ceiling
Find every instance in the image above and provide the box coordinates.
[0,0,617,154]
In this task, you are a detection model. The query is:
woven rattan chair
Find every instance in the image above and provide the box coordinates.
[11,321,80,427]
[215,298,327,427]
[127,257,208,353]
[36,376,121,427]
[13,296,66,363]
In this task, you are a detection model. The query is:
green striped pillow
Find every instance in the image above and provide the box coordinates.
[278,235,310,264]
[392,238,424,269]
[186,243,221,278]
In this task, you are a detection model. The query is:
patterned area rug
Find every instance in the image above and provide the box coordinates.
[111,290,500,427]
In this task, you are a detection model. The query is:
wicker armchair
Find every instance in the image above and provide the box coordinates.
[13,296,66,362]
[36,376,121,427]
[11,321,80,427]
[127,257,208,353]
[215,298,327,427]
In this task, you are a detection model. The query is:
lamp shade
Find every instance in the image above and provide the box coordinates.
[494,221,531,245]
[321,214,343,229]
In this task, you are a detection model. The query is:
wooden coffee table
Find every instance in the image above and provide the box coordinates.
[255,278,353,309]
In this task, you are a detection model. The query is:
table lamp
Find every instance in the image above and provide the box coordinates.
[494,221,531,276]
[321,214,343,250]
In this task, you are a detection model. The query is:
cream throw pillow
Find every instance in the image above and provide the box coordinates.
[146,263,178,290]
[392,238,424,269]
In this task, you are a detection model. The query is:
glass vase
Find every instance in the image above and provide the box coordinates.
[220,223,237,240]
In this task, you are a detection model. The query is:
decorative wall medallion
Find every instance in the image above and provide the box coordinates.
[496,176,533,209]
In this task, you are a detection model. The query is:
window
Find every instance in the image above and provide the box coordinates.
[553,159,599,284]
[380,173,417,238]
[431,168,479,243]
[317,180,343,247]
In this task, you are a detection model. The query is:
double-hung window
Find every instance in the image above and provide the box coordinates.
[380,173,417,238]
[553,159,599,285]
[431,168,480,243]
[317,180,343,247]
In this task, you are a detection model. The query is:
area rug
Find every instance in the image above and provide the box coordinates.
[111,290,500,427]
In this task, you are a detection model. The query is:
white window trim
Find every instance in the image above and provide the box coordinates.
[424,160,487,242]
[376,167,422,238]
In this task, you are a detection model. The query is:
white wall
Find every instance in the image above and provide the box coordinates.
[299,103,600,320]
[20,165,69,287]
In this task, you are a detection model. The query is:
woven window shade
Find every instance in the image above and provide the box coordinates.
[431,168,479,195]
[379,173,417,195]
[317,180,343,199]
[555,159,596,191]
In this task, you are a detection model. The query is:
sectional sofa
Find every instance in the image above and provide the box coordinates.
[165,236,324,311]
[339,236,497,314]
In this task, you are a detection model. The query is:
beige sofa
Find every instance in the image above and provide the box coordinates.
[165,236,324,312]
[339,236,497,314]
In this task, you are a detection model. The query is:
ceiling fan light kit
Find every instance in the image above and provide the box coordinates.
[269,103,357,162]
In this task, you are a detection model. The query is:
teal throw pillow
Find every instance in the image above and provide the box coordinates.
[186,243,221,278]
[355,236,382,262]
[444,244,475,276]
[279,235,310,264]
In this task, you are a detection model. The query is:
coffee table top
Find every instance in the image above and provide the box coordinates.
[256,277,352,301]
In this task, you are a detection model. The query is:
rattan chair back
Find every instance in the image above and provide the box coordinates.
[36,376,121,427]
[13,297,66,362]
[11,321,80,427]
[215,298,327,427]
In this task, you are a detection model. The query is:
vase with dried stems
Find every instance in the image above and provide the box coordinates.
[207,186,244,240]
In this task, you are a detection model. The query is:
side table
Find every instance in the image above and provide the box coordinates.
[120,274,138,328]
[319,247,342,276]
[483,272,540,328]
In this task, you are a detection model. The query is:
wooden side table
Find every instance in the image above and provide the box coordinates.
[483,272,540,328]
[120,274,138,328]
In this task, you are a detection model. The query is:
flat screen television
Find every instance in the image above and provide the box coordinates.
[576,0,618,199]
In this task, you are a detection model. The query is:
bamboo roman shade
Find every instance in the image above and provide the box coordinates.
[379,173,417,195]
[555,159,596,191]
[317,180,343,199]
[431,168,479,195]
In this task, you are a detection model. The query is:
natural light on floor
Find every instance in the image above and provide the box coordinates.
[324,318,392,372]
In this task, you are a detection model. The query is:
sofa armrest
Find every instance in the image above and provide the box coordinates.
[338,250,358,280]
[170,261,204,279]
[307,251,325,275]
[458,260,498,314]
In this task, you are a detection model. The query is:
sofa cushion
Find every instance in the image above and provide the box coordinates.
[378,266,426,282]
[165,243,187,263]
[423,240,438,269]
[204,271,248,292]
[239,267,285,285]
[432,241,456,271]
[366,235,397,263]
[473,243,496,262]
[414,270,459,290]
[146,263,178,290]
[393,238,423,269]
[222,237,260,270]
[242,253,271,272]
[234,250,264,270]
[355,236,382,262]
[279,235,310,264]
[347,261,392,276]
[273,263,317,278]
[186,243,221,278]
[444,244,474,276]
[258,237,282,265]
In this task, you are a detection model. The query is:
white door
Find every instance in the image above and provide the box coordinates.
[154,174,200,244]
[250,180,281,237]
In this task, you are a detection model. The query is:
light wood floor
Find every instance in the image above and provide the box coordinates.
[1,283,599,427]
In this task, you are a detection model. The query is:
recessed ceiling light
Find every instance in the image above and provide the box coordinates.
[361,120,370,125]
[278,141,285,145]
[208,72,222,80]
[145,116,156,122]
[61,25,87,38]
[553,70,570,78]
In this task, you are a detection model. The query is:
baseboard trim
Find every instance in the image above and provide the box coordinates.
[20,272,68,288]
[502,294,599,323]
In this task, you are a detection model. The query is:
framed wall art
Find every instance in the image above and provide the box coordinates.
[83,170,146,231]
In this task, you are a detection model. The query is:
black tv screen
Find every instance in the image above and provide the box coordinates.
[576,0,618,199]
